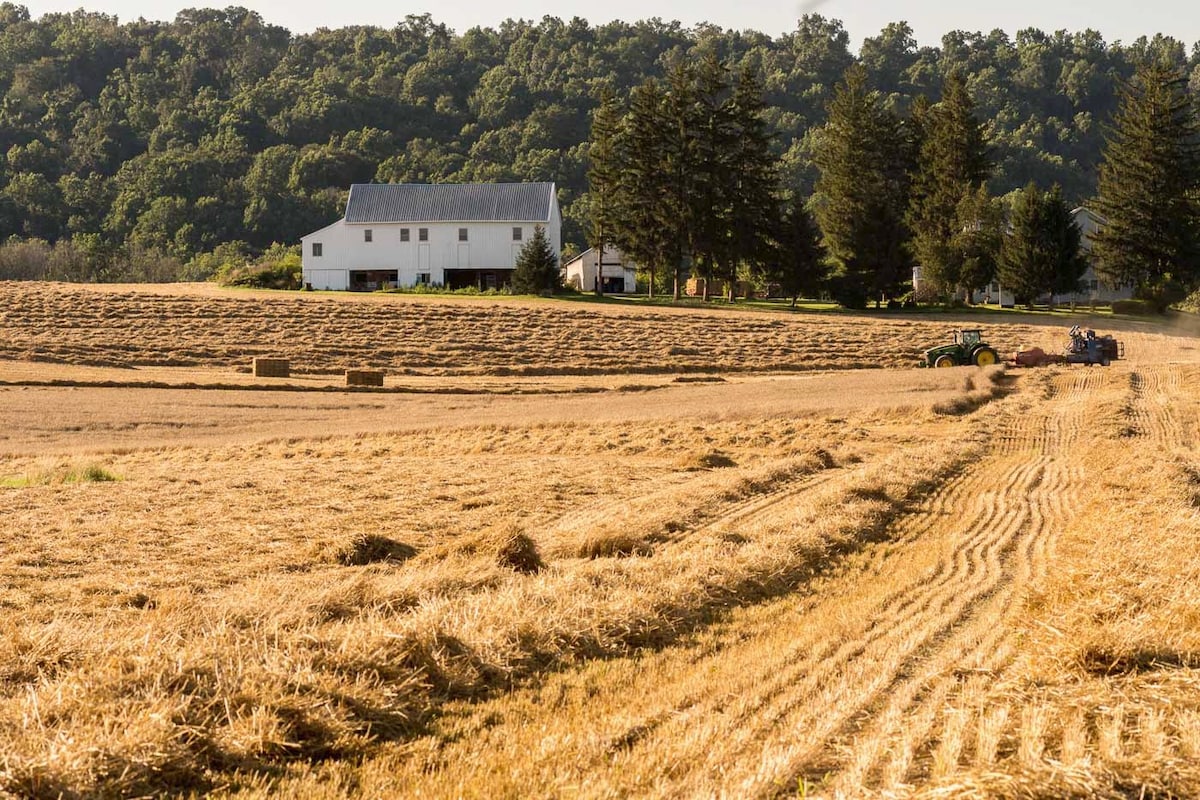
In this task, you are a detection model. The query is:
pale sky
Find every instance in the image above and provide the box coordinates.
[22,0,1200,50]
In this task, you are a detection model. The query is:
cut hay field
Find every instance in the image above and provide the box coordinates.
[0,281,1152,376]
[1,282,1199,799]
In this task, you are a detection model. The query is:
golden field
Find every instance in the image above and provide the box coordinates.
[1,282,1199,798]
[0,281,1141,376]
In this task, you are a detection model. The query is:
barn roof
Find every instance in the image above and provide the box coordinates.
[344,182,556,223]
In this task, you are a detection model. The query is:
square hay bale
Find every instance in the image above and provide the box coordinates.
[252,357,290,378]
[346,369,385,387]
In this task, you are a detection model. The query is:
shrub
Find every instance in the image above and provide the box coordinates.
[216,251,301,290]
[1176,289,1200,314]
[0,237,52,280]
[1112,298,1158,316]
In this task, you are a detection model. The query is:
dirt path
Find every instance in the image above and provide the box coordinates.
[372,364,1184,798]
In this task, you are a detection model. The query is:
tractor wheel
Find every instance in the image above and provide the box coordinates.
[973,347,999,367]
[934,354,957,368]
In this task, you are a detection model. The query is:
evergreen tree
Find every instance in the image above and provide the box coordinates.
[951,185,1004,300]
[766,193,828,308]
[907,72,992,299]
[1045,186,1090,300]
[688,52,735,301]
[585,87,623,295]
[511,224,560,294]
[999,182,1087,306]
[612,79,671,298]
[724,64,779,302]
[660,58,700,300]
[1092,60,1200,307]
[813,64,911,308]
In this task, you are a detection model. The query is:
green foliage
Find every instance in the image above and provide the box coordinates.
[510,225,560,294]
[0,8,1193,294]
[908,72,993,297]
[999,182,1088,305]
[1111,298,1160,315]
[950,186,1004,298]
[214,245,301,289]
[1092,61,1200,297]
[766,194,828,307]
[813,65,912,306]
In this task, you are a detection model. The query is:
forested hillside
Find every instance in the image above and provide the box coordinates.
[1,3,1198,271]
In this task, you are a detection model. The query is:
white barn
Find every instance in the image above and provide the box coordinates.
[301,182,561,291]
[563,245,638,293]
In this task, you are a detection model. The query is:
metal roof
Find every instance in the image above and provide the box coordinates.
[344,182,556,223]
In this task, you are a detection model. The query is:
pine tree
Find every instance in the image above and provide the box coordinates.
[766,193,828,308]
[688,51,735,301]
[1092,60,1200,307]
[951,185,1003,299]
[814,64,911,308]
[613,79,671,298]
[660,58,700,300]
[586,87,623,296]
[999,183,1087,307]
[511,224,560,294]
[908,72,992,300]
[724,64,778,302]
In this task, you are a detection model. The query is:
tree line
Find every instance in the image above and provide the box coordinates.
[589,55,1200,309]
[0,4,1197,293]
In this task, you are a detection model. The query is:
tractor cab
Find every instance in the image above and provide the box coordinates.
[957,330,983,348]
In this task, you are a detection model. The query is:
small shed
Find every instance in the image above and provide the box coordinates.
[563,245,637,293]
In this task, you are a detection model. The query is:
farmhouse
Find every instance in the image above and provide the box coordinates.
[301,182,561,291]
[913,206,1135,307]
[563,245,638,293]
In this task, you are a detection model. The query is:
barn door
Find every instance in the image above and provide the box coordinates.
[457,244,470,268]
[418,244,430,270]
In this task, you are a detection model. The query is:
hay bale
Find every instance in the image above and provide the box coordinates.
[346,369,385,386]
[252,357,290,378]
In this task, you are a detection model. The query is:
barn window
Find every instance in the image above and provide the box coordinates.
[400,228,410,242]
[512,227,522,241]
[364,229,373,242]
[418,228,428,241]
[458,228,468,242]
[312,243,323,257]
[416,272,431,285]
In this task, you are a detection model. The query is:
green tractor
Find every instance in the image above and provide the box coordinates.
[923,329,1000,368]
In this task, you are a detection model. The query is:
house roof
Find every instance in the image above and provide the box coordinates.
[1071,206,1108,225]
[344,182,556,223]
[563,246,638,270]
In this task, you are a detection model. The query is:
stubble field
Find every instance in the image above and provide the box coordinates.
[1,282,1199,799]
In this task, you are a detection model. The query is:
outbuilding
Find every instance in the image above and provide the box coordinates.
[301,182,561,291]
[562,245,638,293]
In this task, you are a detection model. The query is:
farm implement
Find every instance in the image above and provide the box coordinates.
[1009,325,1124,367]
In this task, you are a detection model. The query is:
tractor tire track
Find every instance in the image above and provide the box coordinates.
[394,366,1169,798]
[628,369,1103,797]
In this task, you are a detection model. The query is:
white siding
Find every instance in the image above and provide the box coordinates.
[564,245,638,293]
[307,269,347,291]
[302,215,562,289]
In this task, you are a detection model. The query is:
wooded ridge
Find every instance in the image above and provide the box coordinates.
[0,4,1198,269]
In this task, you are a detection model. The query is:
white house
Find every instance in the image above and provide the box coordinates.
[563,244,638,293]
[914,206,1134,307]
[301,182,561,291]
